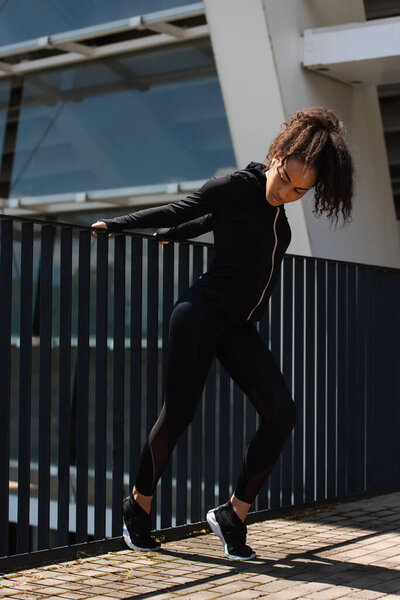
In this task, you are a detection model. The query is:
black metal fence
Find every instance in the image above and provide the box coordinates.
[1,215,400,565]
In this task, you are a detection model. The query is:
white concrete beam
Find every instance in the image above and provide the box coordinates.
[144,22,187,39]
[303,16,400,86]
[52,41,96,57]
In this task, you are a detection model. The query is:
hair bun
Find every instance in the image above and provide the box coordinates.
[309,108,342,134]
[314,115,334,131]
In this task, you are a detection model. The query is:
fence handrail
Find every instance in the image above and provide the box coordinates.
[1,213,399,272]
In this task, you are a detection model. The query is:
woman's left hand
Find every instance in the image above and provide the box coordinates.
[153,232,170,250]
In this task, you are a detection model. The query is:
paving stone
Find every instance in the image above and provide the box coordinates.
[211,580,256,594]
[306,587,360,599]
[217,591,263,600]
[56,594,92,600]
[30,587,66,595]
[251,579,300,593]
[180,592,223,599]
[2,596,42,600]
[259,582,332,600]
[346,593,386,599]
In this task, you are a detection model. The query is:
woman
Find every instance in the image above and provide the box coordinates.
[92,106,353,561]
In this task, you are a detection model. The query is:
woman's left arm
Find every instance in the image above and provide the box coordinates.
[155,213,213,242]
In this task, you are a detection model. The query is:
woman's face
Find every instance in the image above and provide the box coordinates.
[265,156,317,207]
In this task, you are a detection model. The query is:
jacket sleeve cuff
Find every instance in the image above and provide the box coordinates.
[100,219,122,233]
[155,227,175,241]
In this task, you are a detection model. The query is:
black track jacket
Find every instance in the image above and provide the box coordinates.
[102,162,292,324]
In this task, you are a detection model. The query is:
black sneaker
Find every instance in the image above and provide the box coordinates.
[207,502,256,560]
[122,494,161,551]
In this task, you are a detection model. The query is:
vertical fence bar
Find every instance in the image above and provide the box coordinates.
[38,225,53,550]
[257,307,270,511]
[244,388,256,504]
[378,271,390,490]
[231,384,243,507]
[293,257,304,506]
[161,242,174,528]
[269,271,281,509]
[76,230,91,543]
[373,269,385,490]
[175,243,189,525]
[346,264,357,495]
[190,244,204,523]
[130,237,143,489]
[17,222,33,554]
[355,267,367,493]
[365,268,375,492]
[203,247,216,515]
[94,233,108,540]
[281,257,293,507]
[336,263,347,498]
[304,259,315,503]
[326,262,337,499]
[390,271,400,487]
[385,270,396,489]
[112,234,125,537]
[0,219,13,557]
[316,260,326,501]
[57,227,72,547]
[218,366,230,506]
[146,238,159,530]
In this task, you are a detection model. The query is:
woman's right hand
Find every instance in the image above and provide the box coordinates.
[91,220,111,236]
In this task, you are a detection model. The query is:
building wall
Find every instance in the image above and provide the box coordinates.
[204,0,400,267]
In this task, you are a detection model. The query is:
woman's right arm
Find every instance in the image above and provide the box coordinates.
[91,174,231,234]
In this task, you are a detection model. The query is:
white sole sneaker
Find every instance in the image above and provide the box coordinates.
[122,522,161,552]
[206,509,256,561]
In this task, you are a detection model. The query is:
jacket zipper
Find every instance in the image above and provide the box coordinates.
[246,206,280,321]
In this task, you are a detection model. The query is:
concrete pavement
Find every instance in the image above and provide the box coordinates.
[1,491,400,599]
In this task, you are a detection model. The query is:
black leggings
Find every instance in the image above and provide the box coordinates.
[135,288,297,504]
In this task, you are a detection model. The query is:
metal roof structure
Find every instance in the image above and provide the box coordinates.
[0,3,207,79]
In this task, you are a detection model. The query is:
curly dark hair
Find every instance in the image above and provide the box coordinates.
[263,106,354,225]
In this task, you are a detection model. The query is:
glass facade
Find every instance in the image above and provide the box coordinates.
[1,39,235,199]
[0,0,200,47]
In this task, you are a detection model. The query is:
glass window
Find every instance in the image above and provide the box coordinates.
[6,39,235,198]
[0,0,200,47]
